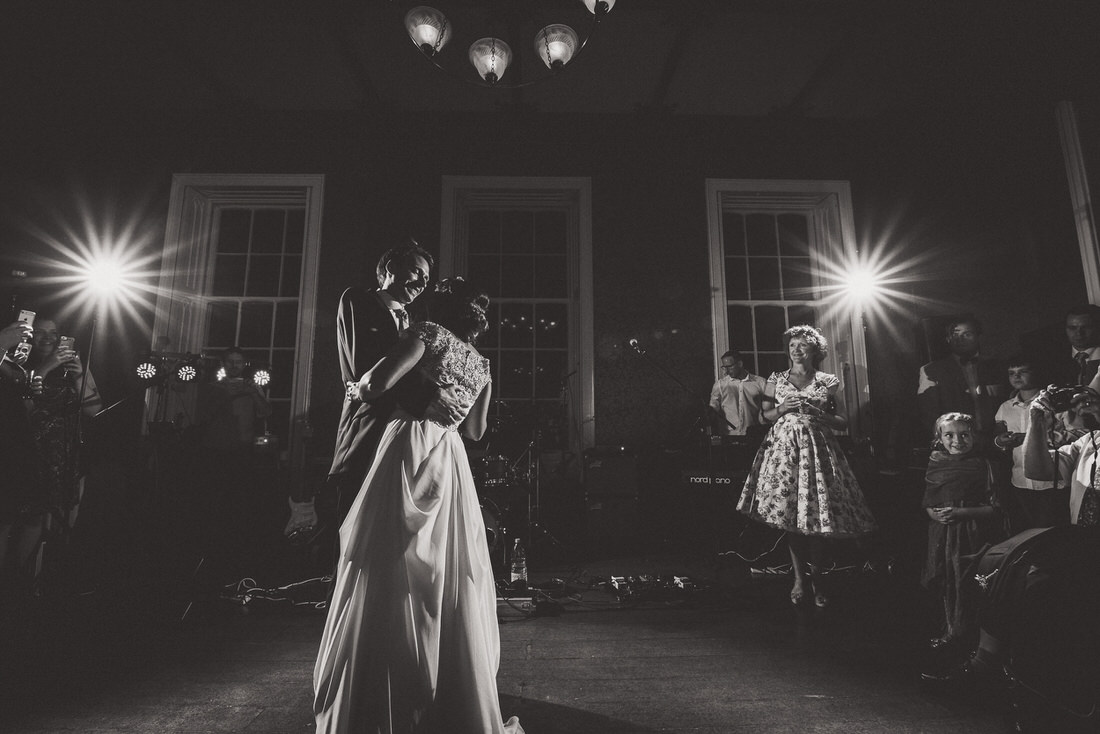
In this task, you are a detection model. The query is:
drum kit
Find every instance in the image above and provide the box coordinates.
[470,400,564,571]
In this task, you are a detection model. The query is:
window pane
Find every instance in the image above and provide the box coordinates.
[499,350,532,399]
[239,301,273,347]
[274,302,298,348]
[252,210,285,253]
[535,303,568,349]
[499,303,534,348]
[755,306,786,351]
[468,211,500,254]
[748,258,781,299]
[500,255,534,298]
[534,211,567,254]
[789,305,816,328]
[780,257,813,299]
[533,254,567,298]
[759,353,788,377]
[722,212,746,256]
[534,350,568,398]
[777,214,809,256]
[285,209,305,254]
[480,302,500,349]
[468,254,501,294]
[270,350,295,399]
[217,209,251,254]
[268,405,290,445]
[247,255,281,297]
[212,255,247,296]
[208,302,238,347]
[501,211,533,254]
[724,257,748,299]
[745,214,777,256]
[727,305,753,354]
[281,255,302,297]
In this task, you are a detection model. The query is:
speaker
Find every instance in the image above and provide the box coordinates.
[582,446,638,499]
[583,447,640,554]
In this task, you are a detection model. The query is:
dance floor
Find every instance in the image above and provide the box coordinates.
[1,552,1008,734]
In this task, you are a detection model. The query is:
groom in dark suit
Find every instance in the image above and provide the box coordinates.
[326,240,434,526]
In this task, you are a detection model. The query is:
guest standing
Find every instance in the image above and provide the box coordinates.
[737,325,876,608]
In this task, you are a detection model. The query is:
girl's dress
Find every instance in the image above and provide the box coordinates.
[313,322,523,734]
[921,448,1005,641]
[737,370,876,537]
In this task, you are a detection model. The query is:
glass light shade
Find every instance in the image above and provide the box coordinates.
[405,6,450,54]
[468,37,512,83]
[582,0,615,14]
[535,24,578,69]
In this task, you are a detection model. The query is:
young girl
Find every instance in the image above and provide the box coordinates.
[922,412,1006,649]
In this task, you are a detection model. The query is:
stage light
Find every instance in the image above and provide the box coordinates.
[251,366,272,388]
[174,355,201,383]
[842,266,884,304]
[134,354,165,384]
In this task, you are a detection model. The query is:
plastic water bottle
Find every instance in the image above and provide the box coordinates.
[510,538,527,590]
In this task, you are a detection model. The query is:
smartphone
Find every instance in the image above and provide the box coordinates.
[12,309,35,359]
[59,335,75,351]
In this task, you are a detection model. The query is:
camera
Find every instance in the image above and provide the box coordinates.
[1048,384,1092,413]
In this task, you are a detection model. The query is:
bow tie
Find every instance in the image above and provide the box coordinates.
[1077,352,1090,363]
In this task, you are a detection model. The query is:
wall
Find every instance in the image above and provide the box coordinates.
[1,102,1087,469]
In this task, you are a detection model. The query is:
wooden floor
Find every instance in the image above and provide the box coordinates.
[1,551,1011,734]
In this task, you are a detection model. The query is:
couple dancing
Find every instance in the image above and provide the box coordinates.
[312,258,523,733]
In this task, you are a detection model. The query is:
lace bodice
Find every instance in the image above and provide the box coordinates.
[408,322,491,429]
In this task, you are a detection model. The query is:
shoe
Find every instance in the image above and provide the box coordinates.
[920,659,1007,687]
[928,636,954,650]
[790,582,807,606]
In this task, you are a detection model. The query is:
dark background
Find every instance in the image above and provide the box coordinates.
[2,1,1098,466]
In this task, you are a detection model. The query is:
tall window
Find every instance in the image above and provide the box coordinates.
[706,179,871,438]
[151,174,324,460]
[722,211,819,378]
[467,210,571,435]
[441,177,594,452]
[204,206,306,443]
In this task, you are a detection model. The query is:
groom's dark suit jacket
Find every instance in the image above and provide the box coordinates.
[328,286,402,481]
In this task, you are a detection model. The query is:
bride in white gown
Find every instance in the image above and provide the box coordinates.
[313,279,523,734]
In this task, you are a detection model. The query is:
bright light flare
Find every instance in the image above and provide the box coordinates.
[251,367,272,387]
[842,266,885,304]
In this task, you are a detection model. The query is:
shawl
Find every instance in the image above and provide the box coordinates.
[922,450,991,508]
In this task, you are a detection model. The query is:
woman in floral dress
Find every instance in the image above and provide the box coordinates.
[737,325,876,608]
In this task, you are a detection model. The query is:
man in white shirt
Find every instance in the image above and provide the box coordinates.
[1023,387,1100,526]
[709,350,767,437]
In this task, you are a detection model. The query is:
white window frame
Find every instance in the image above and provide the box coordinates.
[149,173,325,460]
[439,175,595,449]
[705,178,872,440]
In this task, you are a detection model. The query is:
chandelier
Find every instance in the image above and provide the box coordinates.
[401,1,616,88]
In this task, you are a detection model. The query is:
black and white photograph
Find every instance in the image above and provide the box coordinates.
[2,2,1099,732]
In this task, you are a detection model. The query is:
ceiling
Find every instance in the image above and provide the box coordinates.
[9,1,1097,124]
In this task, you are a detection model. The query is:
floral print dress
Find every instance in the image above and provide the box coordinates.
[736,371,876,537]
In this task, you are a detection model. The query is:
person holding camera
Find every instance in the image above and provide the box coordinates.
[1022,385,1100,527]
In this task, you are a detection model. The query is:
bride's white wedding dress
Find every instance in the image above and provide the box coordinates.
[313,322,523,733]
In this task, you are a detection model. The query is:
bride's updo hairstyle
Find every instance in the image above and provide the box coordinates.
[426,277,490,343]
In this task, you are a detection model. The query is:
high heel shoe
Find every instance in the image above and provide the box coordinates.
[790,582,807,606]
